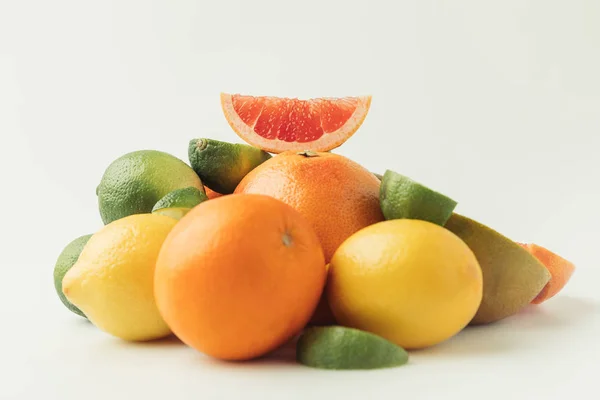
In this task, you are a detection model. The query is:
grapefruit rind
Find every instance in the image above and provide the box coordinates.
[220,93,372,153]
[519,243,576,305]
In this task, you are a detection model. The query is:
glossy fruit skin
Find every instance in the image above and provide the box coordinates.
[328,219,483,350]
[235,151,384,262]
[154,194,327,361]
[97,150,203,224]
[62,214,176,341]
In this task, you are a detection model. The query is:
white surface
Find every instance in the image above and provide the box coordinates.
[1,1,600,399]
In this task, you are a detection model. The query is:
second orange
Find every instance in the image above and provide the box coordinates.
[235,151,384,262]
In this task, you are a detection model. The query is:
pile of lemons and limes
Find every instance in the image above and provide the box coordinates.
[53,121,573,371]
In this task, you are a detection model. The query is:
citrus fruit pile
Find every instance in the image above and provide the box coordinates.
[54,93,576,370]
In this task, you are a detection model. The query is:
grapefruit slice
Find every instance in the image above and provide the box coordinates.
[518,243,576,304]
[220,93,372,153]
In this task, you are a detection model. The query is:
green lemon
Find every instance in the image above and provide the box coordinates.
[97,150,203,224]
[296,326,409,370]
[53,234,92,318]
[380,169,457,226]
[152,186,208,220]
[188,138,271,194]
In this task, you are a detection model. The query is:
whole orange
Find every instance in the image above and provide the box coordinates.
[154,194,326,361]
[234,151,384,262]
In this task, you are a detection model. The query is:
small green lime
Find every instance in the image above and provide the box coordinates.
[97,150,203,224]
[380,170,457,226]
[152,186,208,220]
[296,326,409,370]
[188,138,271,194]
[53,234,92,318]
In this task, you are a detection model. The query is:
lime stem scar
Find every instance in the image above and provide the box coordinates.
[195,139,208,151]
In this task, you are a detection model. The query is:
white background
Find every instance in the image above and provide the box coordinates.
[1,1,599,399]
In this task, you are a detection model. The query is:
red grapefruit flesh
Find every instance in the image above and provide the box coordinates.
[220,93,372,153]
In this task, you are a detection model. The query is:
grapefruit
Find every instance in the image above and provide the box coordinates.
[221,93,372,153]
[519,243,576,304]
[235,151,384,262]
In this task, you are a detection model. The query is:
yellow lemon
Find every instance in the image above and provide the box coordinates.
[327,219,483,349]
[62,214,177,341]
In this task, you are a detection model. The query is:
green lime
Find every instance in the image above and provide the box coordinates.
[296,326,409,370]
[188,138,271,194]
[53,234,92,318]
[97,150,204,224]
[152,186,208,220]
[379,170,457,226]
